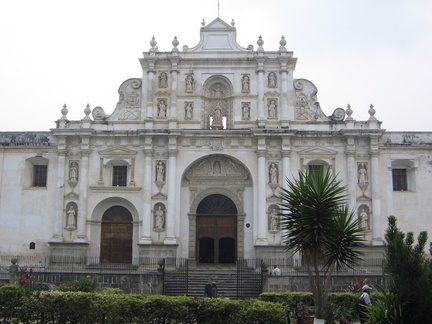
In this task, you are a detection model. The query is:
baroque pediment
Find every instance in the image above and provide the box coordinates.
[298,147,338,156]
[98,147,138,157]
[184,154,250,183]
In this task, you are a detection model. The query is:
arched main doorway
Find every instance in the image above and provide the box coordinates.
[100,206,133,263]
[196,194,237,264]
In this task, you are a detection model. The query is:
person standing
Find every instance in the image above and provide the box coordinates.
[211,282,218,298]
[204,278,213,297]
[358,285,373,324]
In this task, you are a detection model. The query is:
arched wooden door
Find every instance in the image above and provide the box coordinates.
[196,194,237,264]
[100,206,133,263]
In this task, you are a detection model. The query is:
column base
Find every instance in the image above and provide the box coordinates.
[74,235,88,243]
[255,238,269,246]
[164,237,178,245]
[139,236,153,245]
[372,238,384,246]
[49,234,64,243]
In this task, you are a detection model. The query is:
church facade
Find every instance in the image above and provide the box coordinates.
[1,18,431,265]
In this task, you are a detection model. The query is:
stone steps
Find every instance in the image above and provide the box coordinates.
[163,269,262,299]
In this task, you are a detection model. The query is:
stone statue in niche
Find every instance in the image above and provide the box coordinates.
[156,160,166,182]
[154,206,165,230]
[269,163,278,184]
[358,163,368,192]
[66,205,77,229]
[269,208,279,231]
[358,207,370,230]
[213,160,222,175]
[268,72,277,88]
[157,100,167,118]
[242,75,250,92]
[242,103,250,120]
[158,72,168,88]
[184,103,193,120]
[69,162,79,181]
[268,100,277,118]
[211,102,224,129]
[185,74,194,92]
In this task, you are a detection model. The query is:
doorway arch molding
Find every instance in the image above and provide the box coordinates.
[188,188,246,264]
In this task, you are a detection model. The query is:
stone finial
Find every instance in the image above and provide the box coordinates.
[84,103,91,120]
[150,36,157,49]
[346,104,353,120]
[172,36,179,49]
[279,36,287,51]
[202,19,206,27]
[61,104,68,119]
[257,35,264,52]
[231,19,235,26]
[368,104,376,120]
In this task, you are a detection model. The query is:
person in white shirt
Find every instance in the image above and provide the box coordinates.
[271,266,281,275]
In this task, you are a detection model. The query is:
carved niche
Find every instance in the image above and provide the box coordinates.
[202,75,233,129]
[183,154,251,205]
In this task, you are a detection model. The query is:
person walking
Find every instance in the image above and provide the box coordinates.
[357,285,372,324]
[204,278,213,297]
[271,266,281,275]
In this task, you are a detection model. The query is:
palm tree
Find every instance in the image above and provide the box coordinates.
[278,169,365,320]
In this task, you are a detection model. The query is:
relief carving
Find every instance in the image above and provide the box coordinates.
[153,204,166,231]
[115,78,142,120]
[157,99,167,118]
[268,99,278,119]
[158,72,168,88]
[185,74,194,93]
[241,74,250,92]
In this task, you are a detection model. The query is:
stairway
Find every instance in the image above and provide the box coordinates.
[163,267,262,299]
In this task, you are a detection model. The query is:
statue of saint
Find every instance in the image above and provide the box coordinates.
[156,161,165,182]
[66,205,77,228]
[242,104,250,120]
[159,72,168,88]
[268,100,277,118]
[269,208,278,231]
[269,163,278,184]
[185,103,193,120]
[158,100,167,118]
[69,163,78,181]
[242,75,250,92]
[154,206,165,230]
[268,72,277,87]
[359,208,369,229]
[186,75,194,92]
[358,163,368,185]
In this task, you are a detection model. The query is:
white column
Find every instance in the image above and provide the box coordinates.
[256,151,268,245]
[146,70,155,119]
[164,149,178,244]
[370,151,382,243]
[75,151,89,242]
[257,70,265,122]
[346,152,357,209]
[52,151,66,241]
[280,70,289,123]
[140,149,153,244]
[282,152,291,190]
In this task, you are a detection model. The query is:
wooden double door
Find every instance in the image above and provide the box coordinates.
[100,206,133,263]
[196,194,237,264]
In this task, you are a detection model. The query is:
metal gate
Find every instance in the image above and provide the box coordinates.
[236,258,263,299]
[162,257,189,296]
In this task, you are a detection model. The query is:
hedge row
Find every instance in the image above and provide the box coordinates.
[0,287,288,324]
[260,292,361,320]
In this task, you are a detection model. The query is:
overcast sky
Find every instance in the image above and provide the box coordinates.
[0,0,431,132]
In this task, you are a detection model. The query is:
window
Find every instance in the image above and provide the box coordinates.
[33,165,48,187]
[390,159,416,192]
[392,169,408,191]
[112,166,127,186]
[308,164,324,175]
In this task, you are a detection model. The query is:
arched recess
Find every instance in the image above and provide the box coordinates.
[196,194,238,264]
[183,154,252,264]
[89,197,139,262]
[202,75,234,129]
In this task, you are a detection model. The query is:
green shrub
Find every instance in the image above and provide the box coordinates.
[55,275,98,292]
[0,284,26,322]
